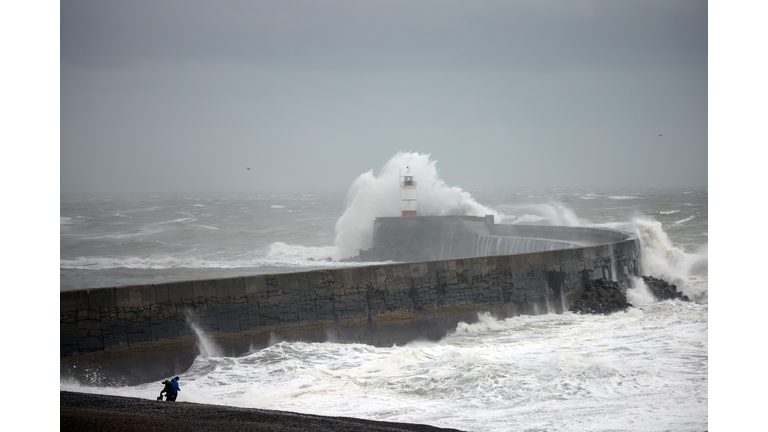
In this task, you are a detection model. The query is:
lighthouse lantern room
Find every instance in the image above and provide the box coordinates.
[400,166,417,217]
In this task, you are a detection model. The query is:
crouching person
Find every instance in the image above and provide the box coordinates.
[158,380,173,401]
[157,376,181,401]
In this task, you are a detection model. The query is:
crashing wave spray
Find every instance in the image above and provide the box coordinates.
[186,312,224,357]
[632,217,708,303]
[626,276,656,306]
[334,152,502,258]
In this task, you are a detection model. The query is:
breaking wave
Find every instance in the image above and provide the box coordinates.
[334,152,501,258]
[632,218,708,303]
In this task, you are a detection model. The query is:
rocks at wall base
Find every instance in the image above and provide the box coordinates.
[569,279,633,315]
[641,275,690,302]
[570,275,691,315]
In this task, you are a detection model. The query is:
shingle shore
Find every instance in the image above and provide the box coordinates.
[61,391,466,432]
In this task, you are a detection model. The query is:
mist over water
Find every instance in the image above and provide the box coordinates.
[61,153,707,431]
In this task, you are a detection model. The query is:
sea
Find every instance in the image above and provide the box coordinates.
[60,154,708,432]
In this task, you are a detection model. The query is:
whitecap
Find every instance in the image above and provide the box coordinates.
[500,202,584,226]
[60,216,92,225]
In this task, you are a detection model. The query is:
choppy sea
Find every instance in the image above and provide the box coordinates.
[60,155,707,431]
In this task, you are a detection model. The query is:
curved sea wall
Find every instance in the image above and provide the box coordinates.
[368,217,631,261]
[60,225,640,385]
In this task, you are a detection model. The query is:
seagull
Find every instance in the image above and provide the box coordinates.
[246,167,252,170]
[658,134,662,137]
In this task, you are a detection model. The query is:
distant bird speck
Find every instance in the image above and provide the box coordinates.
[246,167,252,170]
[658,134,662,136]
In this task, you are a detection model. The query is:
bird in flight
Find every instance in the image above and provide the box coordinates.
[246,167,252,170]
[658,134,662,137]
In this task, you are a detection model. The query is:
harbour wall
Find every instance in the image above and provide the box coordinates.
[371,217,631,260]
[61,226,641,385]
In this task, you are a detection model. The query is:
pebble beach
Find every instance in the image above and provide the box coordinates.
[60,391,465,432]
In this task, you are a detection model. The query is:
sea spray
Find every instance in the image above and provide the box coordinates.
[632,217,708,303]
[268,331,282,346]
[186,312,224,357]
[626,276,656,307]
[334,152,502,258]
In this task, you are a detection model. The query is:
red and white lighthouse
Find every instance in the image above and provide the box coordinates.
[400,166,417,217]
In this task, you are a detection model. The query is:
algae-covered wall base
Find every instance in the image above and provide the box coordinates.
[61,233,640,385]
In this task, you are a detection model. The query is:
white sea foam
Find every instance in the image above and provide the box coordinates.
[334,152,502,258]
[149,216,197,226]
[271,205,285,209]
[62,302,707,432]
[674,215,695,224]
[266,242,340,261]
[608,195,641,200]
[659,210,679,215]
[191,225,219,231]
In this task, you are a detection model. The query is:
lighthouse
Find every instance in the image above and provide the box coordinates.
[400,166,417,217]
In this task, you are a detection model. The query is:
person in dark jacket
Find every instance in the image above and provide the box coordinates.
[158,380,174,401]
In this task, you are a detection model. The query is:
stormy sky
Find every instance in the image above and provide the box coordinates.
[60,0,707,193]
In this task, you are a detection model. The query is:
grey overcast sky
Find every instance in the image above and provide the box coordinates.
[60,0,707,193]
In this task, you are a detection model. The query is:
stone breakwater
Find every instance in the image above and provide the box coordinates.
[61,226,641,385]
